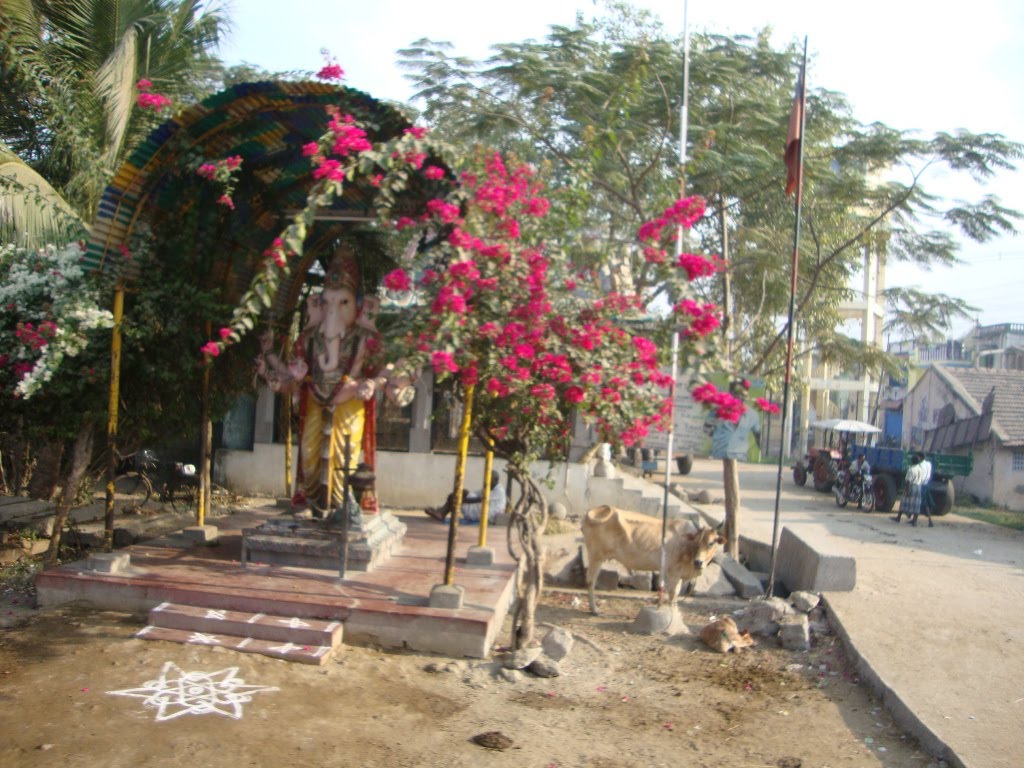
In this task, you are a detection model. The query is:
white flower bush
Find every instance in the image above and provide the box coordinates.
[0,242,113,399]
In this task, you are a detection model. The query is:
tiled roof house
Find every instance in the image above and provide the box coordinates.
[903,366,1024,510]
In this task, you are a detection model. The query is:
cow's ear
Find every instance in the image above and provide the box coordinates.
[716,534,727,545]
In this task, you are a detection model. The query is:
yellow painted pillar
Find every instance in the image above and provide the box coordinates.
[198,357,210,526]
[103,285,125,551]
[283,395,293,498]
[477,442,494,549]
[443,384,474,586]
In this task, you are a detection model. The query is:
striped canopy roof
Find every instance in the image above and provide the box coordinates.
[85,80,446,318]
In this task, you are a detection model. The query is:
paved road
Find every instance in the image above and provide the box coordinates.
[661,457,1024,768]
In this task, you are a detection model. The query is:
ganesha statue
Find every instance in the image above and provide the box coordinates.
[256,244,413,515]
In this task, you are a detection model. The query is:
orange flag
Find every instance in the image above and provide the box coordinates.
[784,75,804,196]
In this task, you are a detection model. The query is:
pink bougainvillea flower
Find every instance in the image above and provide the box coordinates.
[218,327,232,340]
[301,142,320,157]
[369,173,384,187]
[565,385,585,404]
[486,377,510,398]
[201,342,220,358]
[316,64,345,81]
[403,126,428,139]
[217,194,235,209]
[423,165,445,180]
[677,252,717,281]
[136,92,172,111]
[135,79,152,91]
[425,198,461,223]
[431,350,458,375]
[118,244,132,260]
[382,268,412,292]
[755,397,780,415]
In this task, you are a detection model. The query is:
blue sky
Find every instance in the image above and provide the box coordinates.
[219,0,1024,336]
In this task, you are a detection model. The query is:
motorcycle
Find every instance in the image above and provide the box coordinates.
[833,467,875,511]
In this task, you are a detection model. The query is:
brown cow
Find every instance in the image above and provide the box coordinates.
[699,616,755,653]
[581,505,726,615]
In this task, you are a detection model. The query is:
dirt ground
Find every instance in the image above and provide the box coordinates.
[0,572,932,768]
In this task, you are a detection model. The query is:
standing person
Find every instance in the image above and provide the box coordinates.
[893,452,924,524]
[912,452,935,527]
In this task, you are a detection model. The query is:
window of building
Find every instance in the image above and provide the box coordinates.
[1013,450,1024,472]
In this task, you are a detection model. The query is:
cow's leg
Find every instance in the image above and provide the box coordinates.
[665,574,683,611]
[586,555,604,615]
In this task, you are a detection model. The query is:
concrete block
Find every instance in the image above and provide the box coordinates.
[429,583,465,609]
[775,527,856,593]
[691,561,736,597]
[779,613,811,651]
[630,605,689,635]
[179,525,219,543]
[85,552,130,574]
[466,546,495,566]
[713,551,765,599]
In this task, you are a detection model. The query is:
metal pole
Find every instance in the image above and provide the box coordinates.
[103,285,124,551]
[283,395,293,497]
[659,0,690,606]
[478,442,494,548]
[339,435,351,579]
[658,331,679,606]
[768,37,809,597]
[443,384,475,586]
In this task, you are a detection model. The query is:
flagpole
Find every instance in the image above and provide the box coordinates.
[659,0,690,605]
[767,36,808,598]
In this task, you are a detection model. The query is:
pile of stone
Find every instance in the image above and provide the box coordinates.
[725,590,829,652]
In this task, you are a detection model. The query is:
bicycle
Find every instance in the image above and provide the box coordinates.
[159,462,200,512]
[111,448,159,511]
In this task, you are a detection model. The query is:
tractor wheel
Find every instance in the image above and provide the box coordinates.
[930,479,955,516]
[812,456,834,492]
[793,464,808,487]
[873,474,897,513]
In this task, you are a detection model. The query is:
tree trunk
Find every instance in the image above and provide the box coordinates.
[507,469,548,649]
[28,440,64,500]
[45,420,95,565]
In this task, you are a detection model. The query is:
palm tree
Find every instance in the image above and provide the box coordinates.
[0,0,226,232]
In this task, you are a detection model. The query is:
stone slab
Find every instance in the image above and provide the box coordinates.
[179,525,219,543]
[775,527,856,593]
[713,551,765,599]
[149,602,343,648]
[136,624,334,665]
[85,552,131,574]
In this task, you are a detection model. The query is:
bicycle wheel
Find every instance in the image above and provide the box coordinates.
[114,471,152,511]
[171,481,198,513]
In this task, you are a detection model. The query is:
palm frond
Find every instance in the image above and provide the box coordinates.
[96,23,140,170]
[0,149,86,247]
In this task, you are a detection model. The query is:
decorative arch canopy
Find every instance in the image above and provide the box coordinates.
[85,80,446,320]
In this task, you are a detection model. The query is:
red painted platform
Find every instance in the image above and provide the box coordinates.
[35,506,517,658]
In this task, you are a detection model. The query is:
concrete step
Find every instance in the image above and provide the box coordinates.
[587,476,697,522]
[135,624,336,665]
[148,602,344,648]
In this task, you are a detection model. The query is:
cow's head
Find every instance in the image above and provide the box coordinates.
[689,527,727,573]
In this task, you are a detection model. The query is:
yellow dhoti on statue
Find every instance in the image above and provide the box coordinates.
[300,393,365,509]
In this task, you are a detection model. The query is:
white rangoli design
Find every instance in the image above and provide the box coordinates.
[279,617,310,629]
[107,662,278,721]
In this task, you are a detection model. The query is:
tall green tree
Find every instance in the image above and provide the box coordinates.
[0,0,225,225]
[399,3,1023,386]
